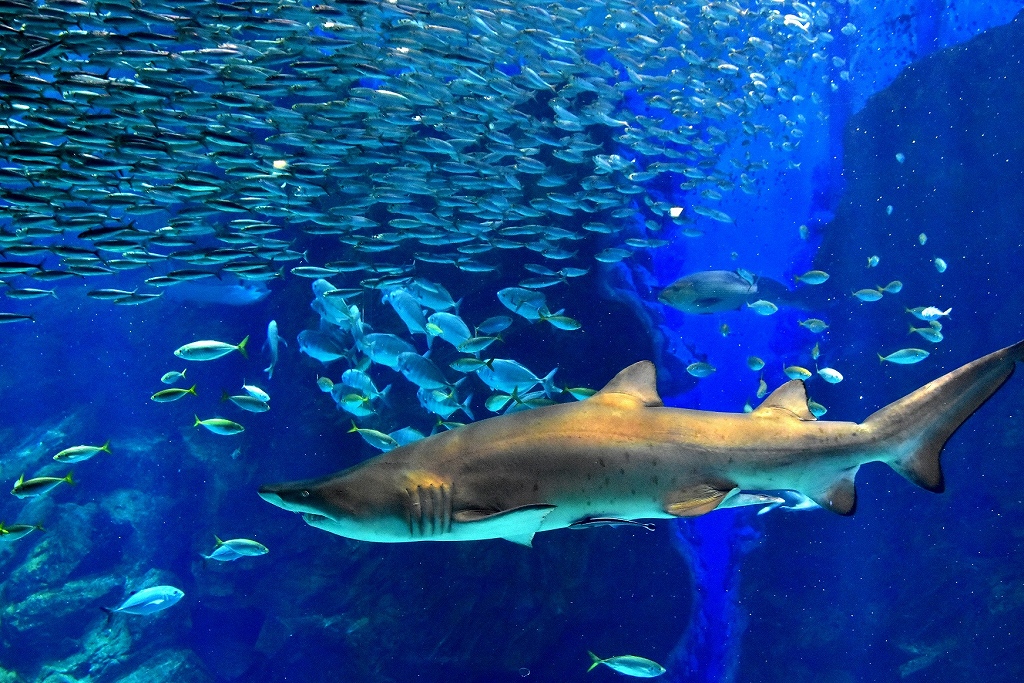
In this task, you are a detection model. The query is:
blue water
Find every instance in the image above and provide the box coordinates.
[2,2,1024,682]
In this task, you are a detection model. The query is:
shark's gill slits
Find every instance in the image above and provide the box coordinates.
[405,484,454,538]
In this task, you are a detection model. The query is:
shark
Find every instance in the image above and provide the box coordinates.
[259,340,1024,546]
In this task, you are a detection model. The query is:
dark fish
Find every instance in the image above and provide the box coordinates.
[569,517,656,531]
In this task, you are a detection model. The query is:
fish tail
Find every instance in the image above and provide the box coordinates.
[101,440,111,454]
[863,339,1024,494]
[877,353,885,364]
[188,385,197,396]
[237,335,249,358]
[64,471,74,486]
[221,390,230,402]
[587,652,603,673]
[194,415,202,428]
[541,368,558,398]
[348,421,360,434]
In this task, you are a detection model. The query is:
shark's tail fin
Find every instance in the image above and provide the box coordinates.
[863,340,1024,493]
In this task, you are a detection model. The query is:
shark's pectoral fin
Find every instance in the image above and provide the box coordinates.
[452,504,556,547]
[752,380,816,421]
[664,485,732,517]
[807,467,859,515]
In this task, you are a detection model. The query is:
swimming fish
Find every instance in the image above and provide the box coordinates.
[658,270,755,314]
[746,300,778,316]
[817,367,843,384]
[263,320,286,378]
[853,288,883,302]
[878,349,930,365]
[53,441,111,463]
[194,416,245,435]
[202,537,269,562]
[799,319,829,334]
[151,385,197,403]
[0,522,45,542]
[175,336,249,361]
[686,362,715,378]
[12,472,74,499]
[106,586,184,616]
[160,369,187,385]
[794,270,829,285]
[587,652,666,678]
[259,341,1024,544]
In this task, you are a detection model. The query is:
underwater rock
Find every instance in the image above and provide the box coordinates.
[34,615,133,682]
[107,649,212,683]
[0,574,121,670]
[5,503,98,601]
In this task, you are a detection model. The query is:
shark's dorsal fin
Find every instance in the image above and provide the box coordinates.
[752,380,816,421]
[592,361,663,407]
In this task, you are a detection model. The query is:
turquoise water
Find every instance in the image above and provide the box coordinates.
[1,1,1023,681]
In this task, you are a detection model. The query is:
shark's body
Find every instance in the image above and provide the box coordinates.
[260,340,1024,545]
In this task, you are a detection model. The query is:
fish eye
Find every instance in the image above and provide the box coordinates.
[301,490,310,498]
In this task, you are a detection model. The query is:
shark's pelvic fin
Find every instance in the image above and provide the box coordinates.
[752,380,816,421]
[664,484,731,517]
[452,504,556,547]
[591,360,663,407]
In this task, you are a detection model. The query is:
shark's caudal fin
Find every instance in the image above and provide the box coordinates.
[863,340,1024,493]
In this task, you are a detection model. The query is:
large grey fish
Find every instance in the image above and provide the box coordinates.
[260,341,1024,546]
[658,270,805,314]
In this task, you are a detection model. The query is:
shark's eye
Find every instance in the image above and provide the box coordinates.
[301,490,310,498]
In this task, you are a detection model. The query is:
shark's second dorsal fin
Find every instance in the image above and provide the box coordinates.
[752,380,816,421]
[592,361,663,407]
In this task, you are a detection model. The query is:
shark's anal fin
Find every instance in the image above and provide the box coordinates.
[807,467,859,515]
[752,380,816,421]
[452,504,556,547]
[664,485,731,517]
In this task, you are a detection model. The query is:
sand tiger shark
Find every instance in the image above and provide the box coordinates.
[259,340,1024,546]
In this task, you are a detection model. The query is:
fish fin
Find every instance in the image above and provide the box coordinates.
[806,467,858,515]
[588,651,603,672]
[866,339,1024,493]
[664,485,731,517]
[591,361,663,407]
[501,533,537,547]
[452,504,556,547]
[715,487,785,510]
[237,335,249,358]
[752,380,815,420]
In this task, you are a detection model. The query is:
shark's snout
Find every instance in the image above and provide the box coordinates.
[258,482,315,512]
[258,486,285,508]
